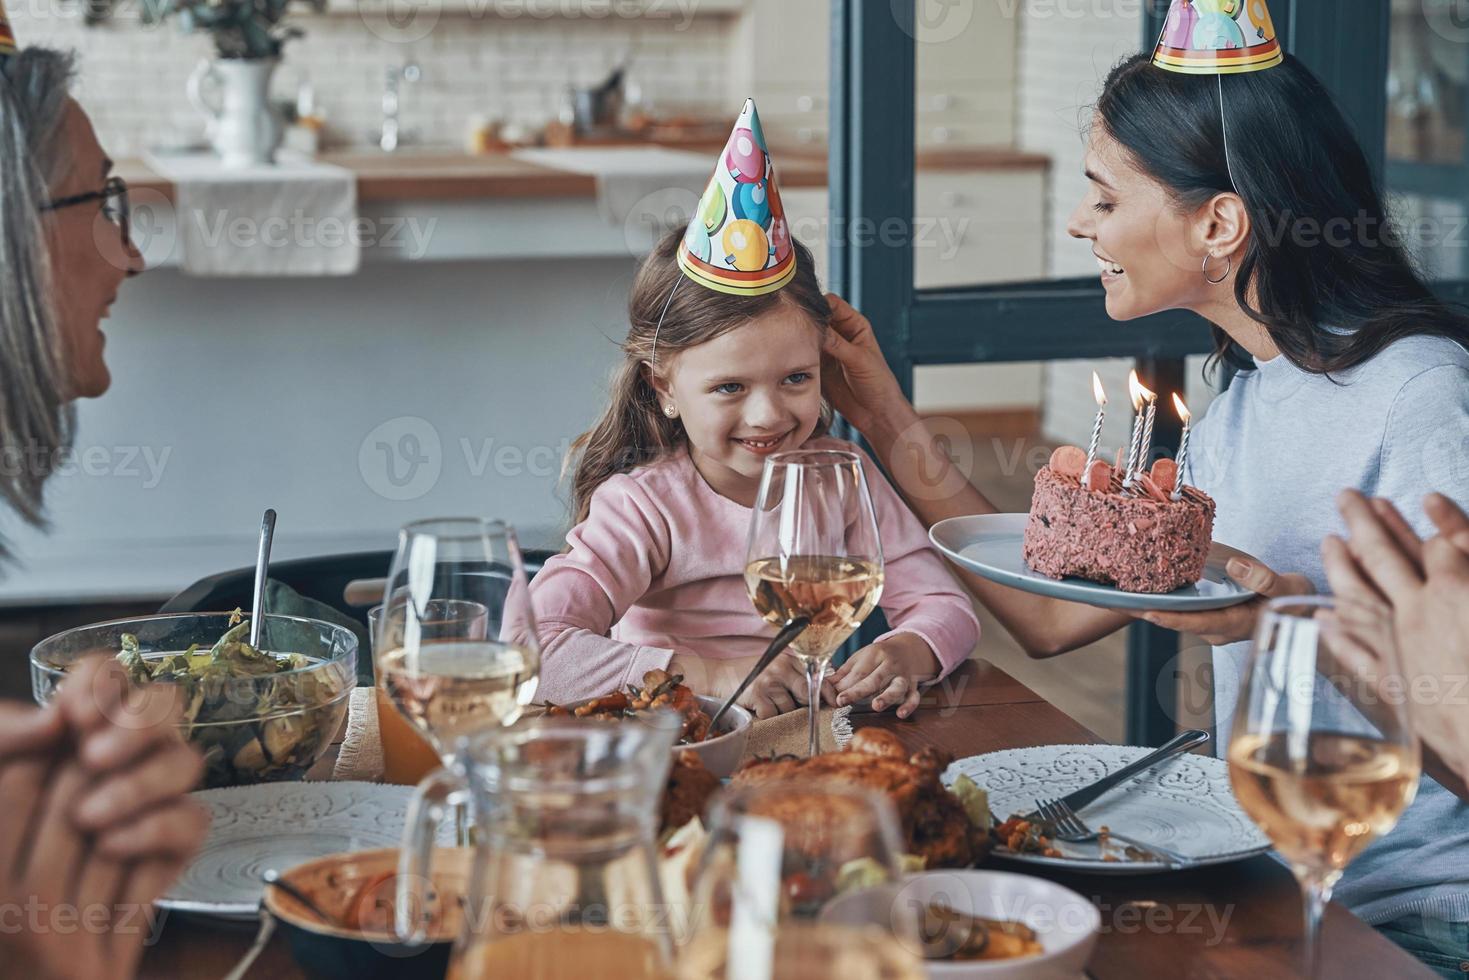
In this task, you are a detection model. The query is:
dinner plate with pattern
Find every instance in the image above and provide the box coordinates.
[160,781,452,919]
[945,744,1272,874]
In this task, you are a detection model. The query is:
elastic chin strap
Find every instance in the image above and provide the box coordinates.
[649,275,684,367]
[1218,73,1240,194]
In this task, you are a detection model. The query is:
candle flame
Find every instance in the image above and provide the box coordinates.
[1091,371,1107,406]
[1128,370,1154,410]
[1173,391,1191,423]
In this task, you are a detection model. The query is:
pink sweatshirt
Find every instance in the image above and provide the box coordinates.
[530,436,980,703]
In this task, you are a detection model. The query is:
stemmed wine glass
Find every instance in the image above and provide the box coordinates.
[1228,595,1420,978]
[744,450,884,756]
[375,518,542,829]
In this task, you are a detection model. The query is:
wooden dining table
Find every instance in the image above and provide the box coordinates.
[140,659,1433,979]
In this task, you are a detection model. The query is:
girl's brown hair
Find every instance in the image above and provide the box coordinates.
[567,228,830,524]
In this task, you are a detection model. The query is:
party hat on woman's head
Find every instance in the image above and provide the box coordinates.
[0,0,18,59]
[1152,0,1282,75]
[676,98,796,297]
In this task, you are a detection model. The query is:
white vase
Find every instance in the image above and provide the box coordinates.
[188,58,282,168]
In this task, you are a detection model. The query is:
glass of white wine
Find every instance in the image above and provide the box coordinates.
[1228,595,1420,979]
[376,517,542,775]
[744,450,884,757]
[678,783,925,979]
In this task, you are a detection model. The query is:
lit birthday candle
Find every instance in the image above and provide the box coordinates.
[1171,392,1192,501]
[1122,370,1146,488]
[1083,371,1107,489]
[1136,385,1159,478]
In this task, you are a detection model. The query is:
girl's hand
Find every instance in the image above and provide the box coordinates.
[830,633,942,719]
[821,293,913,434]
[737,654,837,720]
[1127,556,1315,644]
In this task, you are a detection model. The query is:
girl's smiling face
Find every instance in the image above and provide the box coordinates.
[651,301,825,503]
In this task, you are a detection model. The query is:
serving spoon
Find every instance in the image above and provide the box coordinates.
[247,508,277,650]
[706,616,810,731]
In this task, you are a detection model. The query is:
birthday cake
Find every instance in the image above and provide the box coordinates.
[1023,446,1216,594]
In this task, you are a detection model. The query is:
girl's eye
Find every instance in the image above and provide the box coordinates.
[1093,201,1116,214]
[784,372,813,385]
[713,382,743,395]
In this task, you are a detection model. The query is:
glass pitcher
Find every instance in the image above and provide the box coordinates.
[398,712,682,980]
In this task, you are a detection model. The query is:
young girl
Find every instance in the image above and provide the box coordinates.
[529,231,979,719]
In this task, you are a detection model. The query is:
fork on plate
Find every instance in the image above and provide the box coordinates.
[1034,797,1196,868]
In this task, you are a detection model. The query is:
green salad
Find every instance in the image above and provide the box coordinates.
[114,610,351,788]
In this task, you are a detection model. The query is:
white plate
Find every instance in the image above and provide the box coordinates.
[945,745,1271,875]
[823,870,1100,978]
[930,513,1254,612]
[161,781,451,919]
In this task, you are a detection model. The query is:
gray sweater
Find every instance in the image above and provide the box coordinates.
[1186,333,1469,925]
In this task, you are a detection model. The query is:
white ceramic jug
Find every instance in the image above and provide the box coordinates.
[188,58,282,168]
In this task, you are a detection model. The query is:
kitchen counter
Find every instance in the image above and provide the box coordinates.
[115,144,1048,203]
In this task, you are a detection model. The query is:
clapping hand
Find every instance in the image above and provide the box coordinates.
[1323,490,1469,788]
[0,656,208,980]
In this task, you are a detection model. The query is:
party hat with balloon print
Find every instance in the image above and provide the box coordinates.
[0,0,17,59]
[1152,0,1282,75]
[677,99,796,297]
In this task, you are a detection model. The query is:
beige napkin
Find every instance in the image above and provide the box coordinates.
[332,686,384,782]
[739,705,853,763]
[332,686,854,783]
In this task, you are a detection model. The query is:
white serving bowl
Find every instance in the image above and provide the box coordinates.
[686,694,753,778]
[822,870,1101,979]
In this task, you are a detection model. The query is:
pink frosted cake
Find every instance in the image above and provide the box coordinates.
[1022,447,1216,594]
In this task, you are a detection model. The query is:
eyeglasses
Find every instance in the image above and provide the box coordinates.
[41,175,130,245]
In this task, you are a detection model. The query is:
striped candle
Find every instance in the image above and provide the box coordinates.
[1171,392,1193,500]
[1083,371,1107,489]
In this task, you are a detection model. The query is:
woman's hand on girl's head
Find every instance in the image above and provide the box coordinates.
[820,293,913,435]
[830,633,942,720]
[1126,556,1315,645]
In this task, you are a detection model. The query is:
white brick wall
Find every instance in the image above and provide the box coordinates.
[8,4,733,156]
[1014,0,1216,451]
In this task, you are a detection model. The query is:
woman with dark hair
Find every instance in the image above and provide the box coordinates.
[0,19,207,980]
[822,30,1469,979]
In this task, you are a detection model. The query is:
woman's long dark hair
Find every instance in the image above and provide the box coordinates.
[1097,52,1469,375]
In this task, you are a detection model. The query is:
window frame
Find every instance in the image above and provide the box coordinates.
[829,0,1424,744]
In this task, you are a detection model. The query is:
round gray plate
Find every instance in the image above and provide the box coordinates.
[946,745,1272,875]
[929,513,1254,612]
[161,781,451,920]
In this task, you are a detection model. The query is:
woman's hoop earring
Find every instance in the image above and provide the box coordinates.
[1203,252,1231,284]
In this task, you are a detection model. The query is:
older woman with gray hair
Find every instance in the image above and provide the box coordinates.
[0,35,207,980]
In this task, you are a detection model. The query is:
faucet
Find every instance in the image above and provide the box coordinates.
[379,62,421,152]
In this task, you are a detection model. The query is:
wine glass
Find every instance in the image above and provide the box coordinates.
[369,600,476,785]
[744,450,884,756]
[1228,595,1421,978]
[677,783,926,979]
[375,518,542,776]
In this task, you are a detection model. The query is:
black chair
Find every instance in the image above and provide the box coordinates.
[160,549,556,630]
